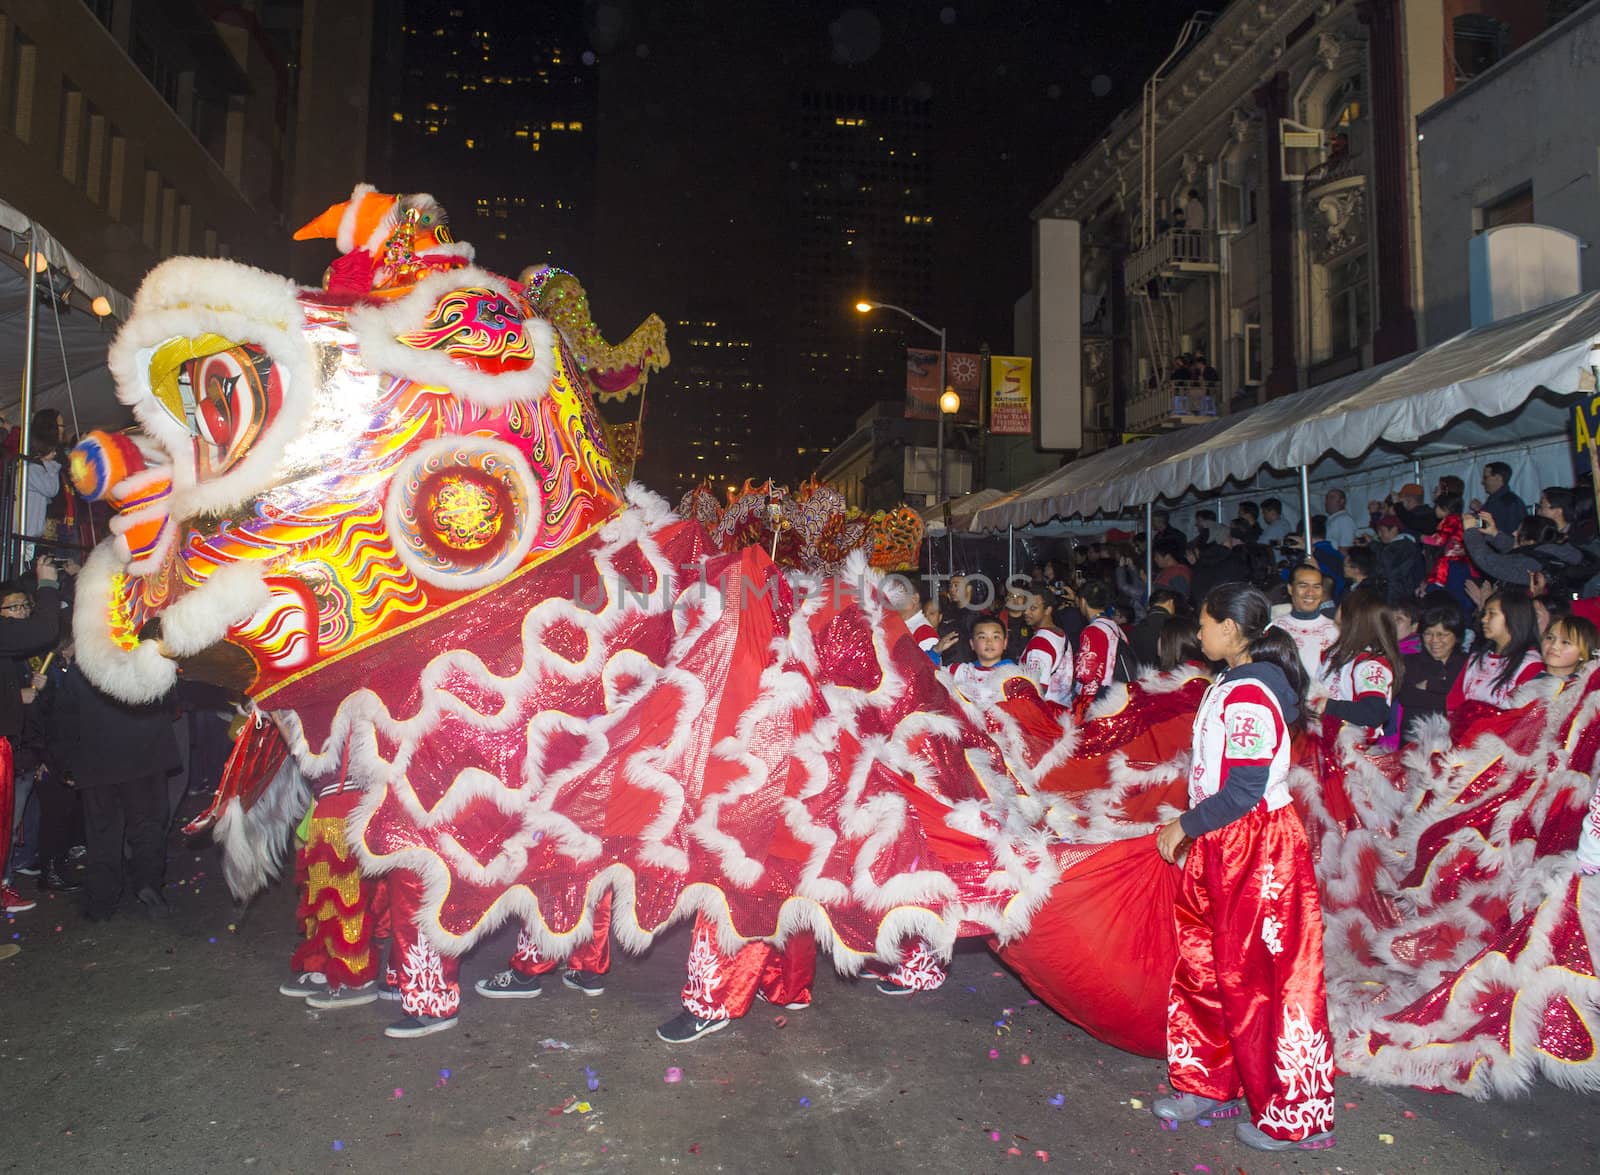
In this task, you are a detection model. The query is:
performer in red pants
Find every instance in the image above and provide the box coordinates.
[475,892,614,998]
[1154,584,1335,1152]
[655,912,946,1042]
[384,868,462,1037]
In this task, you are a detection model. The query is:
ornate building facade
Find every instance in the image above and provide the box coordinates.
[1031,0,1566,451]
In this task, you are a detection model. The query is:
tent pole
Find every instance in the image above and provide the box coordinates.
[12,224,40,581]
[1299,465,1312,557]
[1144,501,1153,604]
[1007,524,1014,585]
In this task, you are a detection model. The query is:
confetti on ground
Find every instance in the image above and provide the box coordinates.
[1403,1110,1416,1118]
[1160,1120,1179,1132]
[1196,1118,1213,1127]
[1006,1146,1022,1156]
[1344,1101,1358,1109]
[332,1141,344,1152]
[539,1038,572,1050]
[207,937,216,944]
[798,1097,811,1108]
[988,1049,1000,1059]
[1379,1133,1395,1144]
[773,1015,787,1028]
[1048,1094,1065,1107]
[1128,1098,1144,1110]
[1034,1151,1050,1162]
[688,1144,701,1155]
[1019,1054,1031,1065]
[1195,1166,1212,1173]
[584,1066,599,1092]
[392,1088,403,1099]
[989,1131,1001,1142]
[664,1067,683,1084]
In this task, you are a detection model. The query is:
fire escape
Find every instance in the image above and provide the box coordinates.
[1123,12,1223,435]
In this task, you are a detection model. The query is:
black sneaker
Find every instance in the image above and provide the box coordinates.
[655,1011,731,1043]
[385,1013,458,1039]
[39,865,82,894]
[378,981,402,1001]
[562,969,606,996]
[13,863,41,877]
[474,969,543,999]
[875,979,916,996]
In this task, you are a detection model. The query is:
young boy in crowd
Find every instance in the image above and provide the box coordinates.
[948,617,1018,710]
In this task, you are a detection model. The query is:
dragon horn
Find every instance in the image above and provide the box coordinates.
[292,184,395,253]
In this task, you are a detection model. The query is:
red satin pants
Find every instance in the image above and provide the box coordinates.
[677,913,949,1020]
[511,891,613,977]
[680,912,817,1020]
[1166,804,1335,1141]
[386,870,462,1018]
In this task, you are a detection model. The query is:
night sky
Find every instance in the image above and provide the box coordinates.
[373,1,1210,496]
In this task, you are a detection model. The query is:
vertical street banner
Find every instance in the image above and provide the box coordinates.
[989,355,1034,435]
[905,348,940,419]
[906,348,982,421]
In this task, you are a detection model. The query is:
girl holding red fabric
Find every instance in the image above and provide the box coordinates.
[1306,587,1400,742]
[1446,587,1543,711]
[1153,584,1336,1152]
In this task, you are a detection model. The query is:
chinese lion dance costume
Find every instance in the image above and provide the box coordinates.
[67,182,1600,1097]
[69,184,1151,1030]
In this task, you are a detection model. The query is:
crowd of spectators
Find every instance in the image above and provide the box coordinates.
[919,461,1600,744]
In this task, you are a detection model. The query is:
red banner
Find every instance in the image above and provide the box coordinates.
[906,349,981,422]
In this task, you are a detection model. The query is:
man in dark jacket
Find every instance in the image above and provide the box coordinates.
[42,645,179,921]
[1373,515,1427,603]
[1473,462,1526,536]
[1129,588,1182,669]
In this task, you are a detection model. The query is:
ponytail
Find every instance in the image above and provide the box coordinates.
[1202,581,1307,721]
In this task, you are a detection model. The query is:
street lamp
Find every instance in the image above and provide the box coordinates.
[854,299,949,503]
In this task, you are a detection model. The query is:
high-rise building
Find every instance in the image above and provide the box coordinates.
[781,88,936,461]
[366,0,595,279]
[647,316,771,503]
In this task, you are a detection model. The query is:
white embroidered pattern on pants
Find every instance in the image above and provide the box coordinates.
[1260,914,1284,956]
[1166,1003,1207,1072]
[681,928,727,1020]
[886,941,948,992]
[400,940,458,1018]
[1256,1005,1335,1136]
[1260,863,1285,901]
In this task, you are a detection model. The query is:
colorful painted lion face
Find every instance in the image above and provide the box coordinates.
[72,257,628,705]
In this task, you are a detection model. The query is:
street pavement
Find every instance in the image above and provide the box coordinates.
[2,830,1594,1174]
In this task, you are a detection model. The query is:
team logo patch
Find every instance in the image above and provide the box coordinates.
[1225,701,1275,759]
[1359,661,1393,695]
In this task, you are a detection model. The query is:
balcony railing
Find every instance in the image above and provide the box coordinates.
[1125,228,1220,295]
[1125,379,1221,434]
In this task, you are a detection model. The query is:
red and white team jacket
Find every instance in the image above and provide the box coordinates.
[1271,611,1339,685]
[1446,648,1543,712]
[949,659,1017,711]
[908,617,940,658]
[1322,651,1394,738]
[1021,628,1074,704]
[1074,615,1123,707]
[1186,675,1294,818]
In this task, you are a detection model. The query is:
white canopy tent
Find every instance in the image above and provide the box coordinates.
[0,197,132,436]
[972,291,1600,535]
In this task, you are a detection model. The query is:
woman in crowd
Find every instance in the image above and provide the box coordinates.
[1308,587,1400,741]
[1398,601,1468,738]
[1156,615,1209,675]
[1446,586,1544,712]
[1537,613,1599,690]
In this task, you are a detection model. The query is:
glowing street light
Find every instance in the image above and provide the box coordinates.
[855,298,951,504]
